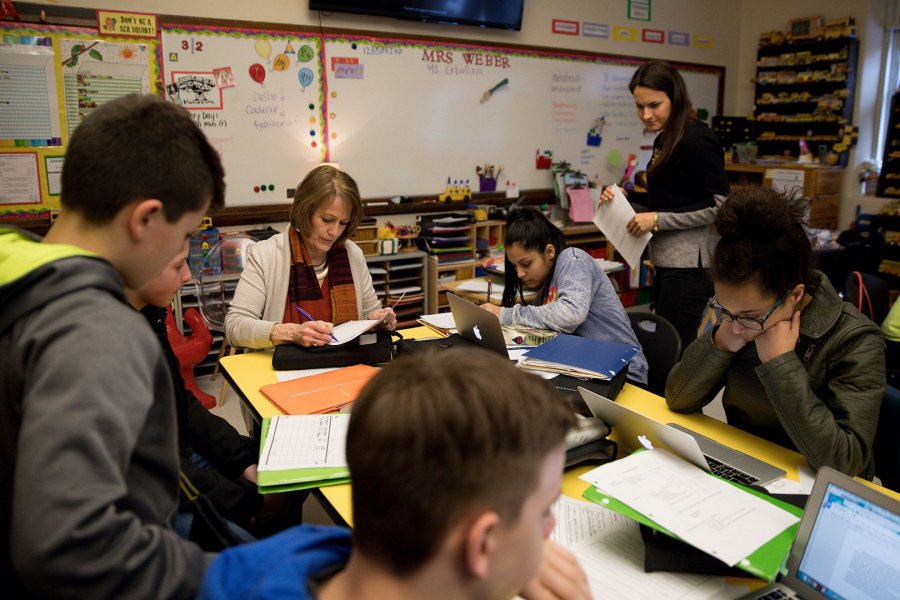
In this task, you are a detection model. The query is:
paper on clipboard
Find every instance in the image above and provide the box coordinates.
[592,184,652,268]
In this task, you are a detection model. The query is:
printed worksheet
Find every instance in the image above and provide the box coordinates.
[592,184,652,268]
[551,497,725,599]
[258,414,349,471]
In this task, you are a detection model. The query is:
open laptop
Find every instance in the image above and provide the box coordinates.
[446,293,510,357]
[740,466,900,600]
[578,388,786,486]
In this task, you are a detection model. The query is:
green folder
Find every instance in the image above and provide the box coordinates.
[582,455,803,582]
[257,418,351,494]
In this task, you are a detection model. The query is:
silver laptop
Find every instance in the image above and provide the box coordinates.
[446,293,509,357]
[740,466,900,599]
[578,388,786,486]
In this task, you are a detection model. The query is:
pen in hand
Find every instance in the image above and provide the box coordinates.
[294,305,339,343]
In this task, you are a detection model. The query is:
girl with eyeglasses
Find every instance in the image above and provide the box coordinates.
[479,207,649,385]
[666,186,885,477]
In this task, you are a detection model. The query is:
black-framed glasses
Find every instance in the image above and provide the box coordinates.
[707,292,789,331]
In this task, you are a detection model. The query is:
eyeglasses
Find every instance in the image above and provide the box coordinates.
[707,292,789,331]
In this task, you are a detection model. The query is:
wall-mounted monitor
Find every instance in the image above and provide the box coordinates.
[310,0,525,31]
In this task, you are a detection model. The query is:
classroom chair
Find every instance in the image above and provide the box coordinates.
[844,271,890,325]
[875,385,900,493]
[628,311,681,398]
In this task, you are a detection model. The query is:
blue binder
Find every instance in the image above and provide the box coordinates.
[520,334,638,380]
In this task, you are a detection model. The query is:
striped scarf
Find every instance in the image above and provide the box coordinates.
[286,228,358,325]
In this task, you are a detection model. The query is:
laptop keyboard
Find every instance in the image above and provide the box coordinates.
[705,455,759,486]
[752,590,794,600]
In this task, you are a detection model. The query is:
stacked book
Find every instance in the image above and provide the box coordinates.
[416,213,473,264]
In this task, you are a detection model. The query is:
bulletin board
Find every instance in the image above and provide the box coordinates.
[0,22,156,213]
[160,25,325,206]
[322,35,723,197]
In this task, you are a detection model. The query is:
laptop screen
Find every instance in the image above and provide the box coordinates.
[795,482,900,599]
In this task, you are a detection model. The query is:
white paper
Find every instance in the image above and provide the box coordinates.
[580,449,800,566]
[0,153,41,204]
[258,414,349,471]
[766,168,805,196]
[592,184,652,268]
[762,464,815,495]
[329,318,381,345]
[551,497,725,599]
[418,312,457,330]
[275,366,341,382]
[455,279,505,302]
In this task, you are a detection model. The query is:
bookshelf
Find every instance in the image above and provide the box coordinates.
[365,251,428,328]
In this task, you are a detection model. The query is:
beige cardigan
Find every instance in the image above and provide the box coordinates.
[224,232,381,349]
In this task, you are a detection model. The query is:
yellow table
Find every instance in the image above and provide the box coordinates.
[220,344,900,528]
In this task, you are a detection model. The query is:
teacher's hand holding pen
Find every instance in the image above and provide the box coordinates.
[270,320,335,347]
[367,307,398,331]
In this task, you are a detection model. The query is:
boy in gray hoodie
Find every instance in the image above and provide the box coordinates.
[0,94,225,598]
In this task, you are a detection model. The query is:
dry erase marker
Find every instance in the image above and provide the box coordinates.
[295,305,339,343]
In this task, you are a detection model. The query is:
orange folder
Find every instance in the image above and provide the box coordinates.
[260,364,380,415]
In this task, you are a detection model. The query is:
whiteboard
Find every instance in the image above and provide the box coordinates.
[324,37,723,198]
[160,26,723,205]
[161,25,326,206]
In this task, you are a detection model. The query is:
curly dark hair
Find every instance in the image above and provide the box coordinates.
[712,186,813,297]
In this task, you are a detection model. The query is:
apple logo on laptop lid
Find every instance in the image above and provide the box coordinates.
[473,325,482,341]
[638,435,654,450]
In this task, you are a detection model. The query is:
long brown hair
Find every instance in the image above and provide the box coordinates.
[629,60,692,173]
[289,165,362,243]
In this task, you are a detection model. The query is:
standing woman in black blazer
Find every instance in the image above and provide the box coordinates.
[601,60,730,349]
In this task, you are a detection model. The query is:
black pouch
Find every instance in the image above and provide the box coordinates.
[272,329,395,370]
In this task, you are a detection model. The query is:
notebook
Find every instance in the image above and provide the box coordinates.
[578,388,786,487]
[739,467,900,600]
[520,333,638,380]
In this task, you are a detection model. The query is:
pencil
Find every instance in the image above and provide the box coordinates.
[295,305,339,343]
[487,280,492,303]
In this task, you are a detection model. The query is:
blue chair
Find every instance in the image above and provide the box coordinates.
[875,385,900,492]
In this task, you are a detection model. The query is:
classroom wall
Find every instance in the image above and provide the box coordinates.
[30,0,893,228]
[34,0,743,109]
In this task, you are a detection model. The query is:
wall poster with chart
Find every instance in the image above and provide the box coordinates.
[0,22,155,213]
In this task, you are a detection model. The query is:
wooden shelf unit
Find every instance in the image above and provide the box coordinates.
[724,163,843,229]
[365,250,428,328]
[753,36,858,165]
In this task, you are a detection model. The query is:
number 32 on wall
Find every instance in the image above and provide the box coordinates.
[180,38,204,53]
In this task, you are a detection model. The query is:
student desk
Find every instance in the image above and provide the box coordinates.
[219,344,900,527]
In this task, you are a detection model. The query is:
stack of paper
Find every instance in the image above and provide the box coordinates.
[260,364,380,414]
[519,334,638,380]
[257,414,351,493]
[579,449,803,581]
[417,312,456,336]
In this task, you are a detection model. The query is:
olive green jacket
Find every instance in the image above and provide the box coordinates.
[666,271,885,478]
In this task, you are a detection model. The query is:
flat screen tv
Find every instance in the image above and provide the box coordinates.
[310,0,525,31]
